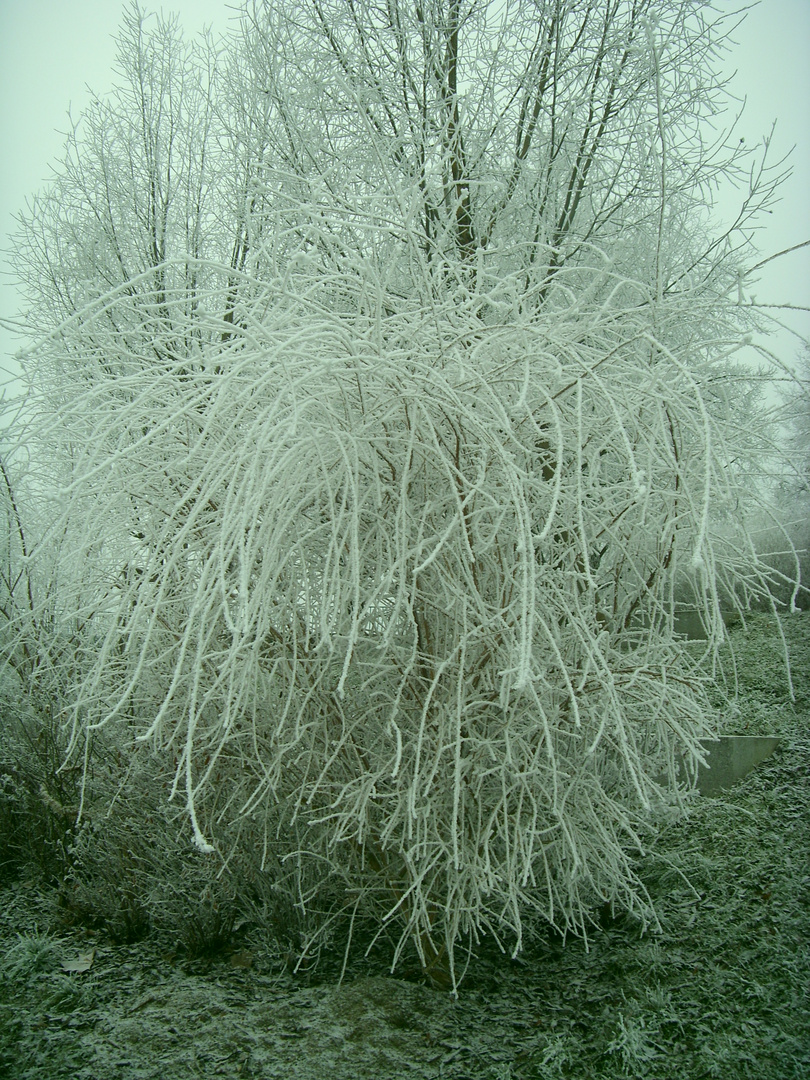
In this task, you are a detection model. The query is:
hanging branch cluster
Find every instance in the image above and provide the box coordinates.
[33,253,778,983]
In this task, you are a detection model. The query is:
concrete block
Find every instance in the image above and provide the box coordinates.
[695,736,780,796]
[673,608,742,640]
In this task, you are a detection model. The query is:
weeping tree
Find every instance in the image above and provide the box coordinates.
[6,0,798,985]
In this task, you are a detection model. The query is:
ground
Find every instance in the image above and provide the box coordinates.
[1,612,808,1079]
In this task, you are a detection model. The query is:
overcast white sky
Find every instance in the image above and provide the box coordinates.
[1,0,808,396]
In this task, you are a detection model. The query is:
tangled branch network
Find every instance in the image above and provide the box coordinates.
[24,251,775,985]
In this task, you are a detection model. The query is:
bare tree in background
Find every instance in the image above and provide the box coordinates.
[4,0,799,985]
[10,4,249,368]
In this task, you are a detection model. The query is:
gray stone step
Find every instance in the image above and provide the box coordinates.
[694,735,780,796]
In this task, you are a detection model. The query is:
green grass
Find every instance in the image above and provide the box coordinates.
[1,612,807,1079]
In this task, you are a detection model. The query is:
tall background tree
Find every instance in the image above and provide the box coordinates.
[4,0,800,984]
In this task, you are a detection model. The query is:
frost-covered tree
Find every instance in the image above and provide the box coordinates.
[781,344,810,497]
[6,0,798,985]
[757,343,810,610]
[236,0,788,299]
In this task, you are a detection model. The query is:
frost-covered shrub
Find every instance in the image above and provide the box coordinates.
[0,682,83,884]
[57,740,293,955]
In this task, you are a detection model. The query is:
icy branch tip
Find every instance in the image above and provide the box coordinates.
[192,831,215,854]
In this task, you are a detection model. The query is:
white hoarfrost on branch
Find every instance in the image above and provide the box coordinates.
[3,0,802,986]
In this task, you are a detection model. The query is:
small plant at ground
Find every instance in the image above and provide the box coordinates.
[1,930,63,986]
[0,698,84,884]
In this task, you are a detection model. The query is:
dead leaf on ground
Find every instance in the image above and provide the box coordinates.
[62,949,95,973]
